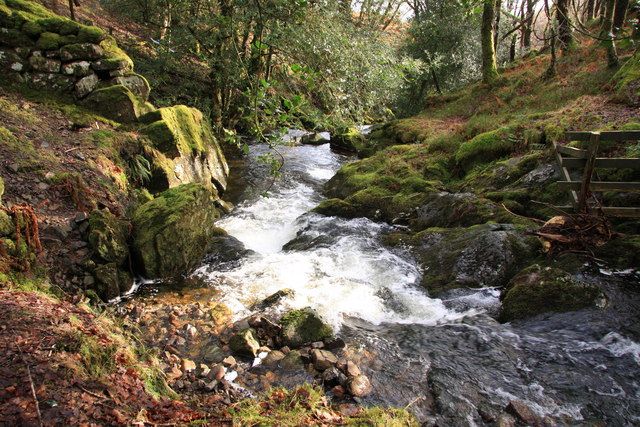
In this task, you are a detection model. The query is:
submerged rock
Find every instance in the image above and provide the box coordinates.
[301,132,330,146]
[131,184,223,279]
[279,307,333,347]
[410,224,540,296]
[499,264,605,322]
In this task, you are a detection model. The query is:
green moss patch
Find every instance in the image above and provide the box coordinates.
[612,50,640,106]
[455,127,522,172]
[83,85,154,123]
[140,105,214,156]
[279,307,333,347]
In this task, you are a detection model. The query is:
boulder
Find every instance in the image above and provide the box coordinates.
[61,60,92,77]
[82,85,154,123]
[86,209,129,265]
[28,55,60,73]
[108,73,150,101]
[59,43,103,61]
[93,262,132,301]
[301,132,330,146]
[411,192,503,230]
[22,72,73,89]
[330,127,365,153]
[74,73,98,98]
[412,224,540,296]
[229,328,260,357]
[131,183,223,278]
[279,307,333,347]
[499,264,605,322]
[204,231,252,264]
[140,105,229,193]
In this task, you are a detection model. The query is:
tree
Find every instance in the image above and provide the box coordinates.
[481,0,500,83]
[601,0,619,67]
[556,0,575,50]
[613,0,630,34]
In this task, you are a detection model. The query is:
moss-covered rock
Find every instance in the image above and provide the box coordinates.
[400,223,540,296]
[93,262,132,301]
[279,307,333,347]
[35,31,63,50]
[313,198,361,218]
[499,264,604,322]
[77,25,106,44]
[140,105,229,193]
[82,85,154,123]
[131,183,223,279]
[59,43,103,61]
[87,209,129,265]
[330,127,366,154]
[594,235,640,269]
[108,73,149,101]
[229,328,260,357]
[612,50,640,106]
[455,127,521,172]
[93,36,132,71]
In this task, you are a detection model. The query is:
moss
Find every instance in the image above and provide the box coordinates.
[455,127,521,172]
[78,334,118,380]
[87,209,129,265]
[20,19,41,37]
[594,235,640,269]
[500,264,604,322]
[77,24,106,44]
[140,105,213,155]
[232,384,418,426]
[98,36,133,69]
[313,198,360,218]
[35,31,64,50]
[83,85,154,123]
[0,210,13,236]
[330,127,366,154]
[612,50,640,106]
[0,27,33,47]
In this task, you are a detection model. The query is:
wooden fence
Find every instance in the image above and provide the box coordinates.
[553,131,640,218]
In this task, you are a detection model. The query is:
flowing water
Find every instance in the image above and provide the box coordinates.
[195,141,640,425]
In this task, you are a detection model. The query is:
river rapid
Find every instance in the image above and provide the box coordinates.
[194,141,640,425]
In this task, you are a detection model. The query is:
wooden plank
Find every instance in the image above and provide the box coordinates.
[552,141,579,206]
[557,145,589,159]
[577,132,600,212]
[558,181,640,191]
[562,157,640,169]
[552,205,640,218]
[566,131,640,142]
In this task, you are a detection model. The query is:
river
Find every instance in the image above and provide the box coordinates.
[194,140,640,425]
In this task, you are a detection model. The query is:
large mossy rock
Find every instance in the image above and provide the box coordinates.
[499,265,604,322]
[403,224,540,296]
[454,127,521,172]
[93,262,133,301]
[87,209,129,265]
[279,307,333,347]
[612,51,640,106]
[330,127,366,154]
[83,85,153,123]
[594,235,640,269]
[140,105,229,193]
[131,183,223,278]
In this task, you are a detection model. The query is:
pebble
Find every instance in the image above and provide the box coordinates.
[345,361,361,378]
[181,359,196,373]
[222,356,236,368]
[209,364,226,381]
[311,349,338,371]
[348,374,372,397]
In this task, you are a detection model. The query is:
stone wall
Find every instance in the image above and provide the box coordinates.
[0,0,150,117]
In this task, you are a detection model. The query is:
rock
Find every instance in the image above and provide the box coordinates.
[131,184,223,278]
[82,85,154,123]
[256,289,295,309]
[345,361,361,378]
[301,132,330,146]
[198,364,210,378]
[74,73,99,98]
[59,43,104,61]
[139,105,229,193]
[331,385,346,398]
[321,367,344,387]
[205,232,253,264]
[87,209,129,265]
[499,264,605,322]
[311,349,338,371]
[229,328,261,357]
[280,350,304,368]
[348,374,372,397]
[505,400,539,425]
[324,337,346,351]
[262,350,286,366]
[330,127,365,153]
[411,192,503,230]
[201,346,225,364]
[279,307,334,347]
[108,73,150,101]
[412,224,540,296]
[222,356,236,368]
[61,60,92,77]
[521,164,558,186]
[181,359,196,373]
[209,364,226,381]
[28,55,60,73]
[93,263,132,300]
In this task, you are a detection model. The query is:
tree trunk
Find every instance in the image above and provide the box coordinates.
[523,0,533,51]
[544,0,557,78]
[557,0,575,51]
[430,67,442,94]
[68,0,75,21]
[601,0,619,67]
[493,0,502,54]
[613,0,629,34]
[482,0,500,83]
[510,34,517,61]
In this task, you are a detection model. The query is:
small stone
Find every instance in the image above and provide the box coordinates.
[229,328,260,357]
[198,364,211,377]
[166,366,182,381]
[311,341,324,349]
[321,367,342,387]
[262,350,286,366]
[204,380,217,392]
[74,212,88,223]
[331,385,346,398]
[345,361,361,378]
[281,346,290,354]
[311,349,338,371]
[324,337,346,350]
[208,364,226,381]
[184,323,197,338]
[348,374,372,397]
[222,356,236,368]
[8,163,19,173]
[181,359,196,373]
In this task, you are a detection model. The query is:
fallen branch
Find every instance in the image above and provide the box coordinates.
[501,203,545,224]
[17,344,43,427]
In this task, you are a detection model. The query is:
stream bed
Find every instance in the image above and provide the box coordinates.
[194,142,640,425]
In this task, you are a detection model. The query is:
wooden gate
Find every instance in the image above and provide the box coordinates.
[553,131,640,217]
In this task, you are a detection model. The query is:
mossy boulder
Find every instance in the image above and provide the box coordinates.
[455,127,521,172]
[108,73,150,101]
[140,105,229,193]
[279,307,333,347]
[87,209,129,265]
[612,50,640,106]
[93,262,132,301]
[330,127,366,154]
[131,183,223,279]
[82,85,154,123]
[77,25,106,44]
[92,36,132,71]
[499,264,604,322]
[313,198,361,218]
[0,28,33,47]
[404,223,540,296]
[229,328,261,357]
[35,31,63,50]
[594,235,640,269]
[59,43,103,61]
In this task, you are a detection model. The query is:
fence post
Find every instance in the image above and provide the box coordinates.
[578,131,601,212]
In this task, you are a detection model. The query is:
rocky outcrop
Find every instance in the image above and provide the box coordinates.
[140,106,229,193]
[403,224,540,296]
[0,0,151,122]
[499,264,605,321]
[131,183,225,278]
